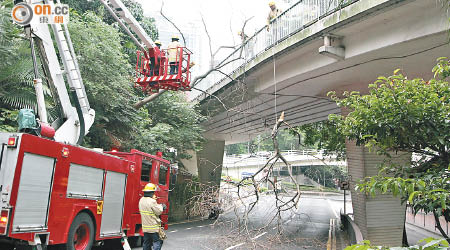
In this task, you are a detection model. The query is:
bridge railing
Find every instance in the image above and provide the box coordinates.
[190,0,358,100]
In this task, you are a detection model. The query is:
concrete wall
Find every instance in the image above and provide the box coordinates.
[406,206,450,236]
[346,140,411,246]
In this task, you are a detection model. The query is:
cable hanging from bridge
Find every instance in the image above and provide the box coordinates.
[273,37,278,123]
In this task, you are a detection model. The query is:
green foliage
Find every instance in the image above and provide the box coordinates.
[0,108,17,132]
[67,11,138,149]
[0,3,204,164]
[329,59,450,162]
[356,168,449,217]
[127,92,205,161]
[225,129,302,155]
[225,142,248,155]
[345,238,449,250]
[294,120,346,160]
[0,1,39,111]
[300,165,347,188]
[0,0,58,123]
[329,58,450,239]
[433,57,450,79]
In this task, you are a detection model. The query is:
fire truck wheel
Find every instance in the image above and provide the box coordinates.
[64,213,94,250]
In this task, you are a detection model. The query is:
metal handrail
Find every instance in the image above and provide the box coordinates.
[190,0,358,100]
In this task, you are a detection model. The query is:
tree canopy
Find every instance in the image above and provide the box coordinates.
[294,120,346,160]
[329,58,450,240]
[225,129,303,155]
[0,0,204,163]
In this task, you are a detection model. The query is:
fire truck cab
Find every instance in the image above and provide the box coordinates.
[0,133,174,249]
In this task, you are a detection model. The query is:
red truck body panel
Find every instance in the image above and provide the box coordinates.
[0,133,171,246]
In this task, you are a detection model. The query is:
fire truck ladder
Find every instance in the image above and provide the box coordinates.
[101,0,156,49]
[27,0,95,145]
[51,23,90,114]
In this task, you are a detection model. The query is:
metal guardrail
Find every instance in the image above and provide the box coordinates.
[341,213,364,245]
[190,0,359,100]
[225,149,330,158]
[223,150,345,168]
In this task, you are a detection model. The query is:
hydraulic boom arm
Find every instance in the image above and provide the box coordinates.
[28,0,95,144]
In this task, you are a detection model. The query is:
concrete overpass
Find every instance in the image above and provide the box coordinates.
[184,0,450,246]
[190,0,450,142]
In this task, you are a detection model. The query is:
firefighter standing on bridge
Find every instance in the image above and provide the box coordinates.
[139,183,166,250]
[266,1,283,45]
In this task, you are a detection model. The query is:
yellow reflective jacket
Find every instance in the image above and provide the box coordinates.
[167,41,181,63]
[139,196,163,233]
[267,7,282,25]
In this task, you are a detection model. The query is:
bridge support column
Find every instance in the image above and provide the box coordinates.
[346,141,410,246]
[180,140,225,186]
[197,140,225,186]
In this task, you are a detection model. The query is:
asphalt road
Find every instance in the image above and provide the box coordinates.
[129,192,346,250]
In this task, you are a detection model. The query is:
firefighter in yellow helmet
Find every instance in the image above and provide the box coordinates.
[237,31,249,42]
[267,1,282,31]
[155,40,162,49]
[167,35,181,75]
[139,183,166,250]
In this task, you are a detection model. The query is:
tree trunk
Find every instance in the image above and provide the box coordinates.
[402,222,409,247]
[433,211,450,241]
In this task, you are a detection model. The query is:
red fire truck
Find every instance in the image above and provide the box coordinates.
[0,0,191,249]
[0,133,174,249]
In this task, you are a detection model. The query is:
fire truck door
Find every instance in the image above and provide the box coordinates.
[12,153,55,232]
[100,171,127,237]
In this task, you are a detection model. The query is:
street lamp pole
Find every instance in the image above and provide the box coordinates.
[323,167,326,188]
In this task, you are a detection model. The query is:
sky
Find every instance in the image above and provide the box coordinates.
[135,0,292,75]
[137,0,288,50]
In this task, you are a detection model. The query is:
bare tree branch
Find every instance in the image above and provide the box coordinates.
[159,1,186,45]
[200,14,214,69]
[133,13,252,108]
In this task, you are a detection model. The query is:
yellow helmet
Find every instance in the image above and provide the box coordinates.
[237,31,242,35]
[143,183,157,192]
[269,1,275,6]
[171,35,179,40]
[155,40,161,46]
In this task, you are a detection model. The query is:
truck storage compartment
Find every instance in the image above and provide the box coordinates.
[100,171,127,237]
[12,153,55,232]
[67,163,104,199]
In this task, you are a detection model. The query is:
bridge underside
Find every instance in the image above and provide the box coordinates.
[185,0,450,247]
[198,0,450,144]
